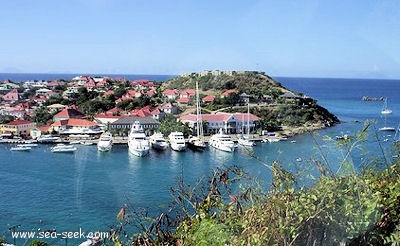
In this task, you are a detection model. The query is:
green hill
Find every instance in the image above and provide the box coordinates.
[161,71,340,134]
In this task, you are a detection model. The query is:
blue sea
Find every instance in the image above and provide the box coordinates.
[1,74,399,245]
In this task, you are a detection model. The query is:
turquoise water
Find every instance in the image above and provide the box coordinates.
[1,76,399,244]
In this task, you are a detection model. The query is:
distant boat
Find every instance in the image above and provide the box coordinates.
[37,135,60,143]
[97,131,113,152]
[128,121,150,157]
[168,131,186,152]
[17,143,38,147]
[379,98,394,131]
[149,132,168,151]
[51,144,77,153]
[187,81,207,151]
[80,141,93,146]
[379,126,396,132]
[381,98,393,115]
[10,146,31,151]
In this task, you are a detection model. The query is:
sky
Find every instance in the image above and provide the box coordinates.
[1,0,400,79]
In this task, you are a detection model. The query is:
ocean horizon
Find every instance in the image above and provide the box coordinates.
[1,72,398,83]
[0,73,177,83]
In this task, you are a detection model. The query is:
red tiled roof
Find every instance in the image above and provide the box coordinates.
[52,118,97,127]
[8,120,32,125]
[146,89,156,96]
[54,107,84,118]
[151,108,162,115]
[202,95,215,102]
[177,97,190,103]
[181,89,196,97]
[222,89,236,96]
[163,89,180,96]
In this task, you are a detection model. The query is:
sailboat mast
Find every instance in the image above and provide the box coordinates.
[247,102,250,137]
[196,81,203,140]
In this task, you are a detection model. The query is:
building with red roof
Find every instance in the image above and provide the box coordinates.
[53,107,86,122]
[130,79,157,89]
[52,118,102,136]
[161,102,179,114]
[1,89,21,102]
[177,97,190,104]
[202,95,215,103]
[221,89,236,98]
[0,119,37,138]
[180,89,196,99]
[162,89,180,100]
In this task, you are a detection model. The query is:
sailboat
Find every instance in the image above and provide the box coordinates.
[379,98,395,131]
[237,102,256,147]
[381,98,393,115]
[187,81,207,151]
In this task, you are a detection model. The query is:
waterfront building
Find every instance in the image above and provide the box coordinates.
[0,120,37,138]
[52,118,102,136]
[110,116,160,136]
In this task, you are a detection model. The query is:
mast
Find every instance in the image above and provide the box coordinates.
[196,81,204,141]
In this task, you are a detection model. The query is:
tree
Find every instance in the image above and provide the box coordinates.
[31,106,54,126]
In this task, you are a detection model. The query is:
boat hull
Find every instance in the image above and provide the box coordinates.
[187,141,207,151]
[170,143,186,152]
[151,143,168,151]
[128,146,150,157]
[97,144,112,152]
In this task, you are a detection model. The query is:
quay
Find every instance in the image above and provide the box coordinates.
[1,134,289,145]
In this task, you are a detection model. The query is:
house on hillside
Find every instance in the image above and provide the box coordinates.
[2,89,22,102]
[162,89,180,100]
[279,91,301,100]
[180,89,195,99]
[221,89,236,98]
[47,104,68,113]
[53,107,86,122]
[0,81,19,92]
[161,102,179,114]
[202,95,215,104]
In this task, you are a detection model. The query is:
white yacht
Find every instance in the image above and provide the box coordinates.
[17,143,38,148]
[97,131,113,152]
[37,135,60,143]
[237,135,256,147]
[168,131,186,151]
[149,132,168,151]
[10,146,32,151]
[128,121,150,157]
[51,144,77,153]
[209,129,236,153]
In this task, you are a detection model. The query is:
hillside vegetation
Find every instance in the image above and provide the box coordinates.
[162,71,339,133]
